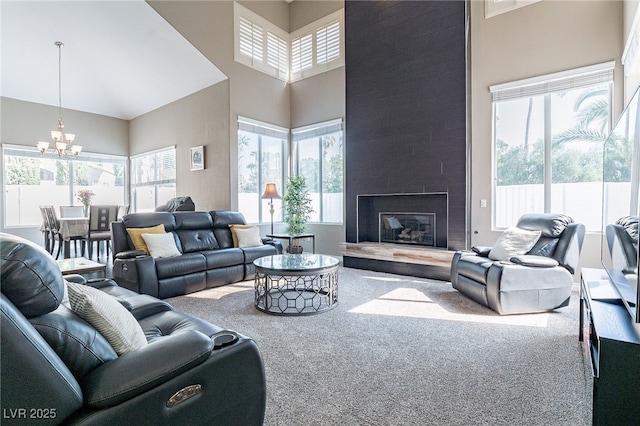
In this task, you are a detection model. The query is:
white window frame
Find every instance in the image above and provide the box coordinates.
[490,62,615,230]
[234,2,289,81]
[130,146,176,213]
[292,118,344,223]
[237,117,288,224]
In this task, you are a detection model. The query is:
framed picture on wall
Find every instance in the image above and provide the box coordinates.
[190,146,204,171]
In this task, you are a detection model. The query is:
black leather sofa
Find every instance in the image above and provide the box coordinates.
[0,233,266,425]
[111,210,282,299]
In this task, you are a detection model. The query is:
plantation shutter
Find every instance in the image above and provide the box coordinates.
[316,21,340,65]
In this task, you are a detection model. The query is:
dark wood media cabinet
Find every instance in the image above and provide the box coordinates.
[579,268,640,425]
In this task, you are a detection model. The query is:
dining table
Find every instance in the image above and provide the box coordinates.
[58,217,89,258]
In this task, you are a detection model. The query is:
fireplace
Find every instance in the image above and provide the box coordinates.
[357,192,448,248]
[379,212,435,246]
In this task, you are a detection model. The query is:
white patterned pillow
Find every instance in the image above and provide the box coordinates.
[66,282,148,355]
[141,232,181,258]
[235,226,263,248]
[488,226,542,261]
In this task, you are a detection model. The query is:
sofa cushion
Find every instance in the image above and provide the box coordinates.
[489,226,541,261]
[155,253,207,279]
[235,226,264,248]
[516,213,573,238]
[528,237,559,257]
[142,232,182,258]
[66,282,148,355]
[30,305,118,380]
[0,233,65,318]
[177,230,219,253]
[212,211,247,249]
[126,224,166,254]
[202,248,245,269]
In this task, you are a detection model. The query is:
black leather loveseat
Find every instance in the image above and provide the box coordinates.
[1,233,266,425]
[111,210,282,299]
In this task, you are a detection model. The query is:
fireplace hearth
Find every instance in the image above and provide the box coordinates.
[379,212,435,246]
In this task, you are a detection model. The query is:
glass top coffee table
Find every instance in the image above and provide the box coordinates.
[56,257,106,276]
[253,254,339,315]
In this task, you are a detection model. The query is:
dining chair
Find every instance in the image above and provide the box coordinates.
[59,205,85,218]
[39,205,55,255]
[42,205,63,260]
[85,205,118,262]
[116,204,130,220]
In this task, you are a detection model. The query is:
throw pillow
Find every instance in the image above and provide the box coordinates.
[141,232,182,258]
[488,226,542,261]
[229,224,253,247]
[126,224,166,254]
[235,226,264,248]
[66,282,148,355]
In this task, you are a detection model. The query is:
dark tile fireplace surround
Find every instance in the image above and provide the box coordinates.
[343,1,467,280]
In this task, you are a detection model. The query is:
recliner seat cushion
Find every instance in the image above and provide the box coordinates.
[155,253,207,279]
[202,248,245,269]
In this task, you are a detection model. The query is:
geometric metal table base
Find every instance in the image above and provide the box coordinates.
[254,254,339,315]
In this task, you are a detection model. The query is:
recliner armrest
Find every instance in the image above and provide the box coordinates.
[509,255,559,268]
[472,246,492,257]
[81,330,214,409]
[115,250,148,260]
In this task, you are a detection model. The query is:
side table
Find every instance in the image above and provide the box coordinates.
[266,233,315,253]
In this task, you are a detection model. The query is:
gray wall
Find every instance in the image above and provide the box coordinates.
[129,83,231,210]
[469,0,624,271]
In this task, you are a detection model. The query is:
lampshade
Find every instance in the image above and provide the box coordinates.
[261,183,281,199]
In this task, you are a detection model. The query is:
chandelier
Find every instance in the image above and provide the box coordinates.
[36,41,82,158]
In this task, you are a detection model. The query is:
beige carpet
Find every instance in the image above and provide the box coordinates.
[167,266,592,426]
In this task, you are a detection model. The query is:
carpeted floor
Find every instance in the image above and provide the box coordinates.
[167,266,592,426]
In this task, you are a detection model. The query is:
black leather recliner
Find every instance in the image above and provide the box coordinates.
[451,213,585,315]
[155,196,195,212]
[0,233,266,425]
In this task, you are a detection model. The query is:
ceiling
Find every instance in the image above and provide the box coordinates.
[1,1,227,120]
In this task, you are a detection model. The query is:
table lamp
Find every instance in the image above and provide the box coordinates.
[261,183,281,234]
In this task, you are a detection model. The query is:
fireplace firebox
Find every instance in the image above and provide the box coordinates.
[379,212,435,246]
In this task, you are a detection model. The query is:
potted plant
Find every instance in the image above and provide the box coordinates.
[282,175,313,254]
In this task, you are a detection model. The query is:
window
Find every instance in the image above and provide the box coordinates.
[234,3,289,81]
[2,145,126,227]
[238,118,287,223]
[292,119,343,223]
[491,62,614,231]
[234,4,344,82]
[130,147,176,213]
[290,10,344,82]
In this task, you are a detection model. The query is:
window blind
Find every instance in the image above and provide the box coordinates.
[291,34,313,74]
[490,61,615,102]
[316,21,340,65]
[292,119,343,141]
[267,32,288,75]
[238,117,289,140]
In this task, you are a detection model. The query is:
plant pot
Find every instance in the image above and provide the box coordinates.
[287,245,303,254]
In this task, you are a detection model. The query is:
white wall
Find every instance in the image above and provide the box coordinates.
[470,0,624,272]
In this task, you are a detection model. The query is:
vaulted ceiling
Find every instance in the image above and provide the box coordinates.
[1,1,227,120]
